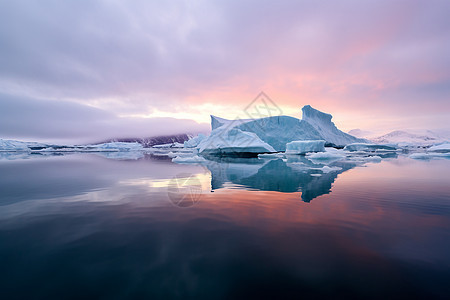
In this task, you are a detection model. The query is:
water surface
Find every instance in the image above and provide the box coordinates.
[0,154,449,299]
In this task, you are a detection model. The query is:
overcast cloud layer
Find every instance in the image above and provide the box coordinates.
[0,0,449,142]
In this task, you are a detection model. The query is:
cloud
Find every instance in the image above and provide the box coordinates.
[0,0,449,136]
[0,93,209,143]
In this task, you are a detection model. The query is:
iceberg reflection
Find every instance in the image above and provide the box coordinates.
[200,156,362,202]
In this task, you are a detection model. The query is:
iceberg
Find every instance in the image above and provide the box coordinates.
[258,153,285,159]
[197,127,276,156]
[428,143,450,153]
[285,140,325,155]
[0,139,31,151]
[184,134,206,148]
[306,150,346,161]
[198,105,365,155]
[0,139,48,151]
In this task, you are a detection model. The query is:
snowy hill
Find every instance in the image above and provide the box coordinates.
[370,130,447,146]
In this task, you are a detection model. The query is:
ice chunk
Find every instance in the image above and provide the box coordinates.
[428,143,450,153]
[172,155,207,163]
[184,134,206,148]
[306,149,346,160]
[197,128,276,155]
[285,140,325,155]
[258,153,285,159]
[344,143,397,152]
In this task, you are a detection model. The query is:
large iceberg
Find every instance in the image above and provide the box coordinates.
[285,140,326,155]
[197,105,365,155]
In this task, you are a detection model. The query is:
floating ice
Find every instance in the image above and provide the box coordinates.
[258,153,285,159]
[184,134,206,148]
[428,143,450,153]
[285,140,325,155]
[344,143,397,152]
[0,139,47,151]
[306,148,346,161]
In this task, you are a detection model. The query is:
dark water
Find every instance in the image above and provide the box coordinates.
[0,154,449,299]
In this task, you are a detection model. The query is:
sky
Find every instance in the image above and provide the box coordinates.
[0,0,449,143]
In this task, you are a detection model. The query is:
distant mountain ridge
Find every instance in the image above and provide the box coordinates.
[348,129,450,146]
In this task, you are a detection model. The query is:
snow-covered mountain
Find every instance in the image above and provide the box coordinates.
[370,130,448,146]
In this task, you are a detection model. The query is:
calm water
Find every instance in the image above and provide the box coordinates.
[0,153,449,299]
